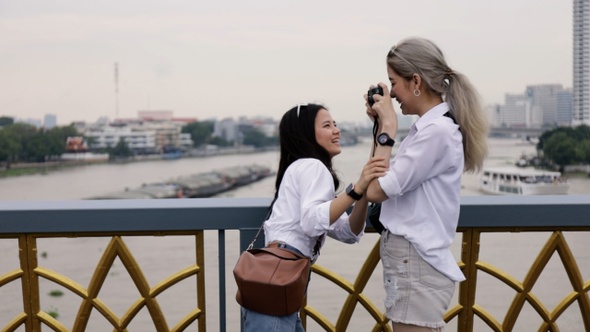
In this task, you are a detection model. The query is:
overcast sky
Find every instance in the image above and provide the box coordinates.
[0,0,573,125]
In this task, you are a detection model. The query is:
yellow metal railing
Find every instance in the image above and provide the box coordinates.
[0,196,589,331]
[1,233,206,332]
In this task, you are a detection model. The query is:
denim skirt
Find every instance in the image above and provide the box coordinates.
[380,230,455,329]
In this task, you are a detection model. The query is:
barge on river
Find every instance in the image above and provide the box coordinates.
[89,164,273,199]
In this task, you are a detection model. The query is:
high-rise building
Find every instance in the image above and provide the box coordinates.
[499,93,529,128]
[557,88,574,126]
[526,84,563,127]
[44,114,57,129]
[573,0,590,125]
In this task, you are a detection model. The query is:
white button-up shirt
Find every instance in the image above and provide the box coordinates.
[378,102,465,281]
[264,158,363,258]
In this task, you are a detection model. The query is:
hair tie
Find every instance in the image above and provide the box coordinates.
[443,68,454,85]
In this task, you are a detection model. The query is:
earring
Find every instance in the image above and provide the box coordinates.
[413,89,421,97]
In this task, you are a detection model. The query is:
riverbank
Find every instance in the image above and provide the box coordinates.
[1,138,589,201]
[0,145,279,179]
[0,160,109,178]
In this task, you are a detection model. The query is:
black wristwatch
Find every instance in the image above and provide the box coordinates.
[377,133,395,147]
[346,183,363,200]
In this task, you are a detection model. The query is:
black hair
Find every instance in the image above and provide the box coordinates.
[275,104,340,192]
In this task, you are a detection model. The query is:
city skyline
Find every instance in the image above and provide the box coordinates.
[1,1,573,125]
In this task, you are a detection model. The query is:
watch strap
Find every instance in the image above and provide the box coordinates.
[377,133,395,147]
[346,183,363,200]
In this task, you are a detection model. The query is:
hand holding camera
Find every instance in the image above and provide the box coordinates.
[367,86,384,106]
[366,83,398,138]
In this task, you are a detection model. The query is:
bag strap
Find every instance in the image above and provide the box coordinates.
[250,247,307,260]
[372,115,379,157]
[247,193,278,250]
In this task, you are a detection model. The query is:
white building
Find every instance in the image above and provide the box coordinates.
[110,110,191,151]
[140,122,182,151]
[574,0,590,125]
[486,104,502,127]
[245,116,278,137]
[179,133,194,150]
[214,118,239,143]
[84,126,157,153]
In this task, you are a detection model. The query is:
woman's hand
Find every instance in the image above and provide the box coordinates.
[368,82,398,135]
[354,156,388,194]
[364,86,379,124]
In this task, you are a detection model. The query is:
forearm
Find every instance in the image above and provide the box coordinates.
[329,191,357,224]
[373,120,395,163]
[348,197,369,235]
[367,122,394,202]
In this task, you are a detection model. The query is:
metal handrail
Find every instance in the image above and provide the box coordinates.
[1,195,589,331]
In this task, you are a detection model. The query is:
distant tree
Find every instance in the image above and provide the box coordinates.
[84,136,98,150]
[25,134,51,162]
[209,136,232,147]
[242,128,278,147]
[0,116,14,127]
[45,125,80,158]
[111,138,132,158]
[182,121,214,146]
[537,126,573,150]
[0,128,20,168]
[0,123,81,164]
[572,124,590,142]
[543,132,578,170]
[539,125,590,168]
[3,123,38,162]
[242,128,266,147]
[576,139,590,164]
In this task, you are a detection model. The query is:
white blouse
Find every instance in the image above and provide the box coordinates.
[264,158,364,259]
[377,102,466,282]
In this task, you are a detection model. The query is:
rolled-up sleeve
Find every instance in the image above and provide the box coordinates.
[296,160,364,243]
[378,155,402,198]
[298,160,336,237]
[379,124,455,198]
[328,216,364,243]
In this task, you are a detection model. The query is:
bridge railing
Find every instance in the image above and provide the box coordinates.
[0,196,589,331]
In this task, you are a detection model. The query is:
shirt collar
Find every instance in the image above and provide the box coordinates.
[413,102,450,132]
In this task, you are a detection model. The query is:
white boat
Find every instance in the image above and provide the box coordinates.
[479,167,570,195]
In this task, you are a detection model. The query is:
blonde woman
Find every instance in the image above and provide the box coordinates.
[365,37,488,332]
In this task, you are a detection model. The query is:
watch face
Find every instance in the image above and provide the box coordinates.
[377,133,394,146]
[346,183,354,194]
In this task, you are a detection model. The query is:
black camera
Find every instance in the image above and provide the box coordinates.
[367,86,383,106]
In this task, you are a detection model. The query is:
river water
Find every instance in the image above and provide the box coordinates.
[0,138,589,331]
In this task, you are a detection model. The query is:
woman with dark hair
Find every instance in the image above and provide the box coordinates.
[366,37,488,332]
[241,103,387,331]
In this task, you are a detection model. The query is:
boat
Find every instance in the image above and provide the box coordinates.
[88,164,274,199]
[479,167,570,195]
[173,172,232,198]
[90,183,182,199]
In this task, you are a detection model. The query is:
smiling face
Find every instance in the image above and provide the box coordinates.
[387,66,415,116]
[314,108,341,158]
